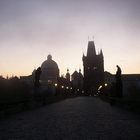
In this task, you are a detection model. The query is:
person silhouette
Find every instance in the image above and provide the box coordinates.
[115,65,123,98]
[34,67,42,88]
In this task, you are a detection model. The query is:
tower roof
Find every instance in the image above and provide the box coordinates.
[87,41,96,57]
[71,70,79,77]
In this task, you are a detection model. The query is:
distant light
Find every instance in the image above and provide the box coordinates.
[54,83,57,87]
[82,90,84,93]
[61,85,64,89]
[98,85,102,90]
[105,83,108,87]
[66,86,69,89]
[77,89,79,91]
[70,87,72,90]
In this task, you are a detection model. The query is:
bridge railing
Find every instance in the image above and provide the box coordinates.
[100,95,140,111]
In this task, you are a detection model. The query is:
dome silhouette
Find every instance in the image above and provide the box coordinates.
[41,55,58,70]
[40,55,59,82]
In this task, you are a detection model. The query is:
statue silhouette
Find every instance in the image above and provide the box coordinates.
[34,67,42,88]
[115,65,123,98]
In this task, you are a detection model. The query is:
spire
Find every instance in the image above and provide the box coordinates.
[66,68,70,81]
[6,75,9,80]
[83,52,85,57]
[100,49,103,57]
[87,41,96,57]
[82,53,85,61]
[67,68,69,73]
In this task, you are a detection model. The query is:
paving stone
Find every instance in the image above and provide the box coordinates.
[0,97,140,140]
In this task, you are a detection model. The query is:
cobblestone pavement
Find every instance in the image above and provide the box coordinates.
[0,97,140,140]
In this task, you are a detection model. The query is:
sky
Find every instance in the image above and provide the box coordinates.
[0,0,140,77]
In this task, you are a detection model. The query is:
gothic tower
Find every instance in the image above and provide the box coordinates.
[83,41,104,95]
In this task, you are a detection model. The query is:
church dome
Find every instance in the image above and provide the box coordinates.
[41,55,59,70]
[40,55,59,82]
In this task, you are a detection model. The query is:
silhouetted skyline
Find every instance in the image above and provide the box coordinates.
[0,0,140,77]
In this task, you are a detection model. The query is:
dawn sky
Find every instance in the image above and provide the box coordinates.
[0,0,140,77]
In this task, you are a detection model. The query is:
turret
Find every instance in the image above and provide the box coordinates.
[66,68,70,81]
[79,68,81,73]
[100,49,103,57]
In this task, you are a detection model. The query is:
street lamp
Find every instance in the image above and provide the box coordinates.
[54,83,58,87]
[98,85,102,91]
[105,83,108,87]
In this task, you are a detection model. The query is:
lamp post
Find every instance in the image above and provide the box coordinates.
[54,83,58,96]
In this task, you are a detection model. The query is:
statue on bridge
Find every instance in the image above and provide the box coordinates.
[34,67,42,88]
[34,67,42,101]
[115,65,123,98]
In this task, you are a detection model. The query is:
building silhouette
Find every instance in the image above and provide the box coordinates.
[19,40,140,97]
[40,54,59,84]
[83,41,104,95]
[21,41,106,95]
[71,69,83,93]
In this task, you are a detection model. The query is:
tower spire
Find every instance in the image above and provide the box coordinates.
[100,49,103,56]
[67,68,69,73]
[87,41,96,57]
